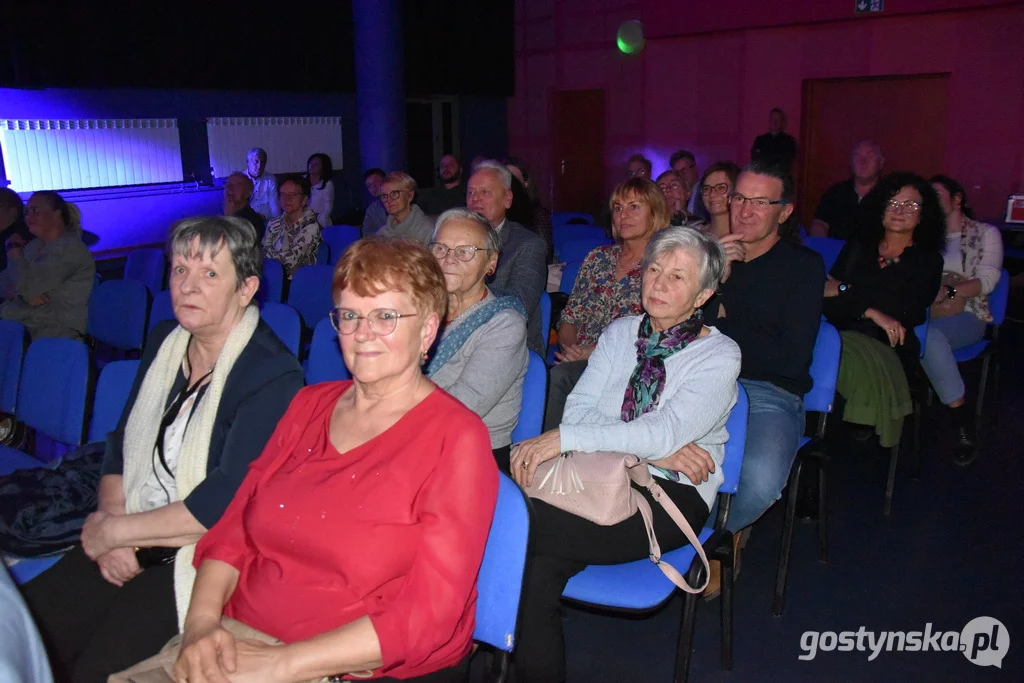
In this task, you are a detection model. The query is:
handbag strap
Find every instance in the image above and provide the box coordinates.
[625,456,710,593]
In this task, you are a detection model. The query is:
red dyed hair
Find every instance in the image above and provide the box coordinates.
[333,238,448,319]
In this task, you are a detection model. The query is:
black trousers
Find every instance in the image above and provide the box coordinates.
[19,545,178,683]
[542,360,588,432]
[514,480,710,683]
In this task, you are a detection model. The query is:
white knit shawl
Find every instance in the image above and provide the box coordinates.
[121,305,260,629]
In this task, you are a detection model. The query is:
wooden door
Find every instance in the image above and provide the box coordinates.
[553,89,606,215]
[799,74,950,225]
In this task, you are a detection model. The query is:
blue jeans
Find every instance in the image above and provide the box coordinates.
[920,312,987,406]
[726,379,806,532]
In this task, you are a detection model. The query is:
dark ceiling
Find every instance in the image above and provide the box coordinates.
[0,1,514,97]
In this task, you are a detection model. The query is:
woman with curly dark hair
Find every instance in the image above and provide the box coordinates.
[822,171,944,446]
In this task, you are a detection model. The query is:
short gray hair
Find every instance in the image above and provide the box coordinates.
[247,147,267,162]
[643,223,725,292]
[472,160,512,190]
[167,216,262,290]
[433,208,501,253]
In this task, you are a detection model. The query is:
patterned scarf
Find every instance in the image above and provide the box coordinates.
[621,311,705,421]
[425,293,527,376]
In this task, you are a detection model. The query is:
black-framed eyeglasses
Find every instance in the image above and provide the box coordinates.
[377,189,405,201]
[701,183,730,196]
[658,181,684,192]
[428,242,486,262]
[885,199,921,214]
[626,168,649,178]
[729,194,788,210]
[329,308,419,336]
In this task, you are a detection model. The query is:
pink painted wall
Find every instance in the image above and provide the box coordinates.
[510,0,1024,218]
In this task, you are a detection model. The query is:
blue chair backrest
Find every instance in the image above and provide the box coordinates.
[260,302,302,357]
[474,472,531,653]
[802,236,845,274]
[148,290,175,332]
[287,265,336,329]
[989,268,1010,325]
[322,225,361,264]
[511,351,546,443]
[558,237,611,264]
[552,211,594,227]
[124,248,165,294]
[718,382,749,496]
[539,292,552,354]
[804,322,841,414]
[261,259,285,304]
[559,260,583,295]
[306,317,351,384]
[88,360,140,443]
[18,338,89,445]
[87,279,150,351]
[554,224,606,253]
[315,240,331,265]
[0,320,26,414]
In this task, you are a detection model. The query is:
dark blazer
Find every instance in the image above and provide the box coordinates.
[233,205,267,244]
[489,219,548,355]
[102,316,304,528]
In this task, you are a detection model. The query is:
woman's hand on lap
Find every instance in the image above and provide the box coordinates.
[175,616,237,683]
[96,546,141,587]
[554,344,594,364]
[865,308,906,347]
[510,429,563,488]
[659,443,716,485]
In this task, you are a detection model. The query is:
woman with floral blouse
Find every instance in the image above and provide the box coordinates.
[543,178,671,429]
[261,175,322,278]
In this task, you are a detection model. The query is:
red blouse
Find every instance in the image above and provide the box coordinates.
[193,382,498,679]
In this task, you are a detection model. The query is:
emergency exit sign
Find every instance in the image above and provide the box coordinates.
[856,0,884,12]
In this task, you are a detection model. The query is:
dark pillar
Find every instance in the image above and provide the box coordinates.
[353,0,406,174]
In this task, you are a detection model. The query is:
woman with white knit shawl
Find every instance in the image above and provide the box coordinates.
[20,216,304,682]
[425,209,528,471]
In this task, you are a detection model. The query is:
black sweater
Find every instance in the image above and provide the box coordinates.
[704,239,824,397]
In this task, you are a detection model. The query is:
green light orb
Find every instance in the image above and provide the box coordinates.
[617,20,645,55]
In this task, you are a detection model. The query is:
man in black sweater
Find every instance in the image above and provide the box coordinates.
[702,162,824,534]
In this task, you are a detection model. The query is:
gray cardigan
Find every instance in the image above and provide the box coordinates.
[430,290,528,448]
[377,204,435,246]
[0,232,95,339]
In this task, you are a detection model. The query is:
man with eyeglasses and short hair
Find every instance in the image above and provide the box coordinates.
[467,160,547,356]
[625,154,652,180]
[809,140,885,239]
[670,150,704,216]
[690,161,824,592]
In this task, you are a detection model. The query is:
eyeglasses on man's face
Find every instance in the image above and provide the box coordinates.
[329,308,419,336]
[701,183,730,197]
[428,242,485,262]
[728,194,788,211]
[626,168,649,178]
[377,189,405,202]
[885,199,921,214]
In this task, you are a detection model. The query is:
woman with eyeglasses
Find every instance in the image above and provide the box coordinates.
[261,174,322,278]
[823,172,944,447]
[167,239,497,683]
[425,209,528,470]
[697,161,741,239]
[23,217,303,681]
[376,171,435,246]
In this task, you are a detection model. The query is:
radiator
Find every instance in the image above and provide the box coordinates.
[0,119,183,193]
[206,117,344,178]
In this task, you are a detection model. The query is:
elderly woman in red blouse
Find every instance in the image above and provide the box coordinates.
[172,239,498,682]
[544,178,671,430]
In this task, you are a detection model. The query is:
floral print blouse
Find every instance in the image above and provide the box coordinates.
[262,206,322,278]
[559,244,644,347]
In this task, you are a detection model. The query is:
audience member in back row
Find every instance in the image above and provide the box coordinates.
[750,107,798,170]
[656,169,693,225]
[809,139,885,239]
[21,216,303,681]
[243,147,279,221]
[376,171,435,246]
[921,175,1004,465]
[307,152,335,227]
[262,174,322,278]
[823,172,944,447]
[0,191,95,340]
[544,178,668,431]
[222,172,266,242]
[362,168,388,236]
[467,160,548,356]
[169,239,497,683]
[701,162,823,548]
[426,209,528,472]
[0,188,34,272]
[506,156,554,258]
[670,149,704,216]
[511,226,742,683]
[699,161,741,239]
[417,154,467,216]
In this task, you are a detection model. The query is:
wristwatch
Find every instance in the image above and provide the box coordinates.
[945,284,957,300]
[837,283,851,294]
